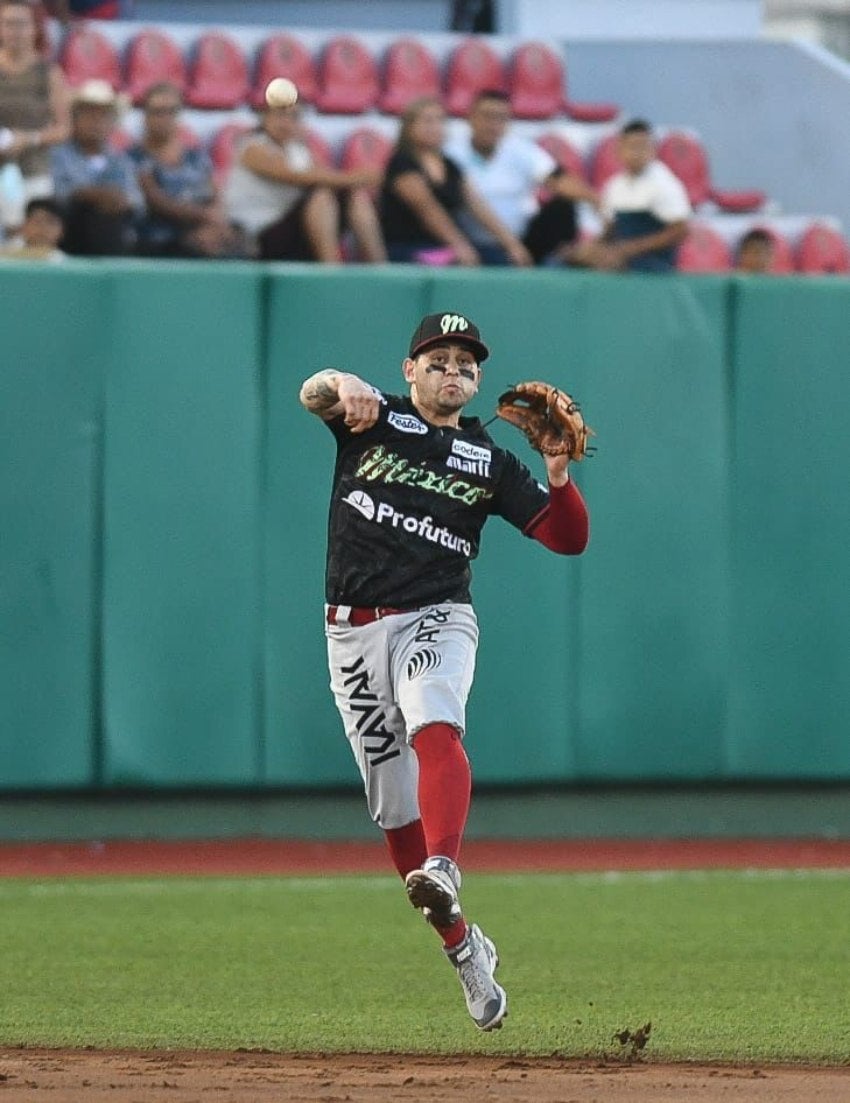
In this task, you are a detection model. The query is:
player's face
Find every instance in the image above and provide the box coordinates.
[404,344,481,418]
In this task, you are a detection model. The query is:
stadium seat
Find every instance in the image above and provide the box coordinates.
[795,223,850,274]
[314,35,379,114]
[656,131,711,207]
[125,29,187,105]
[657,130,764,213]
[59,25,122,89]
[535,132,588,182]
[379,38,441,115]
[676,223,732,272]
[185,32,249,110]
[209,121,253,185]
[251,33,318,109]
[303,127,334,168]
[589,133,623,191]
[339,126,393,173]
[507,42,563,120]
[444,38,505,117]
[507,42,618,123]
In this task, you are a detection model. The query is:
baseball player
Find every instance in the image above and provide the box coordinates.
[299,312,589,1031]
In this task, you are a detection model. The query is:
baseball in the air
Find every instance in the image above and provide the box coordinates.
[265,77,299,108]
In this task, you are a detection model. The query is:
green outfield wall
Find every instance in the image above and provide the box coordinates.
[1,263,848,789]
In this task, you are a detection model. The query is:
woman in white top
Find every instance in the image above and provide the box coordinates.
[225,101,386,262]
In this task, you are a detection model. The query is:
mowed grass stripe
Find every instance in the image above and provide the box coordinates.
[1,872,848,1062]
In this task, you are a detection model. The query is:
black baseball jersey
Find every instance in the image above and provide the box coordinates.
[324,393,549,607]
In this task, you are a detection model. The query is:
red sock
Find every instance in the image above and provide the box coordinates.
[434,916,468,948]
[411,723,471,863]
[383,820,428,879]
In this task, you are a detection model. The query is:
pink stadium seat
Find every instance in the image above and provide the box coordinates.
[125,29,186,104]
[795,223,850,274]
[379,38,441,115]
[340,126,393,173]
[656,131,711,207]
[657,130,764,213]
[535,132,588,182]
[589,133,623,191]
[209,121,253,185]
[315,35,379,114]
[507,42,563,120]
[185,32,249,110]
[60,25,121,89]
[303,127,334,168]
[508,42,617,123]
[251,33,318,109]
[676,224,732,272]
[444,38,505,117]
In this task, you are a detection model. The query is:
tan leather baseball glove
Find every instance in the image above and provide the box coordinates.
[495,381,594,459]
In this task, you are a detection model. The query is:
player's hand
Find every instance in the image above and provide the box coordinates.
[337,374,381,434]
[543,450,570,487]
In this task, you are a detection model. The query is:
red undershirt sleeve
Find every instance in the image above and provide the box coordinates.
[524,478,589,554]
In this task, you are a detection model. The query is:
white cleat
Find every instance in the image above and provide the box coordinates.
[445,923,508,1032]
[405,856,462,928]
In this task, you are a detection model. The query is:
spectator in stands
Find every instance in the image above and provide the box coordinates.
[51,78,143,255]
[0,193,64,259]
[445,88,598,265]
[569,119,691,273]
[735,227,774,274]
[0,0,70,231]
[225,100,386,263]
[129,82,249,259]
[380,95,531,266]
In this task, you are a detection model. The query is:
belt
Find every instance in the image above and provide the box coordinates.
[326,604,420,627]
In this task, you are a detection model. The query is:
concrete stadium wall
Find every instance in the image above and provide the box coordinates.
[1,263,849,790]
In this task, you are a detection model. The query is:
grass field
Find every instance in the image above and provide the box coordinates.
[1,870,848,1064]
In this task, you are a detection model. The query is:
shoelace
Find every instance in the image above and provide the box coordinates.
[456,940,490,1004]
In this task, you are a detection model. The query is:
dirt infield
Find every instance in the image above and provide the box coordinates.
[3,836,850,878]
[0,1049,848,1102]
[2,838,848,1101]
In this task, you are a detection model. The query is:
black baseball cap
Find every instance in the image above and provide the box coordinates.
[409,312,490,363]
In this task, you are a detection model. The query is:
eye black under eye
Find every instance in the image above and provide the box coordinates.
[458,367,476,380]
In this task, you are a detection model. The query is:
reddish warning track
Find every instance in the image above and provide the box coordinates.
[1,837,849,878]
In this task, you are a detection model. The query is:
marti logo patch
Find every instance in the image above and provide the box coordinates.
[447,438,491,477]
[388,411,428,435]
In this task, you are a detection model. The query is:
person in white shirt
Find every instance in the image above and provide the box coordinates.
[225,101,385,262]
[445,89,598,265]
[569,119,691,272]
